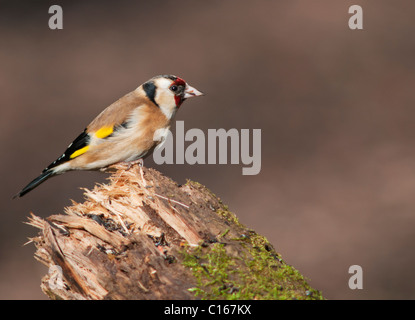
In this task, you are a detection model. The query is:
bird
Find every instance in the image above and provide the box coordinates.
[14,75,204,198]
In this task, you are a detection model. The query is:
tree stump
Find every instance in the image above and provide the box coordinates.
[26,163,323,300]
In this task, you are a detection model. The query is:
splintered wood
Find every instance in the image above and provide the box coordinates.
[27,163,243,300]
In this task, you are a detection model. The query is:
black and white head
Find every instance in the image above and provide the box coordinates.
[141,75,204,119]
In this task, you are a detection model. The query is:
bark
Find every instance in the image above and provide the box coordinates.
[26,163,323,300]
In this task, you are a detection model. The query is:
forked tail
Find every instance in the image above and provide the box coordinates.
[13,170,55,198]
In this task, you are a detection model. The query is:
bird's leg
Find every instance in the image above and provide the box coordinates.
[126,158,144,171]
[137,159,148,187]
[122,158,147,186]
[106,159,148,186]
[115,158,143,170]
[138,158,144,167]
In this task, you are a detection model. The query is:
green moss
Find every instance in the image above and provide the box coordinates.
[182,207,323,300]
[182,182,323,300]
[181,232,323,300]
[216,208,242,227]
[183,243,234,299]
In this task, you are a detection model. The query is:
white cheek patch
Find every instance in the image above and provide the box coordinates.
[155,92,176,120]
[151,77,178,120]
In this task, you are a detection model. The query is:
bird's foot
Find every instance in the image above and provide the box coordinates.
[103,159,148,187]
[114,158,144,170]
[129,158,144,170]
[123,159,147,187]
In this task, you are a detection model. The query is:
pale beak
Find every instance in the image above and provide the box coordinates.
[184,84,204,99]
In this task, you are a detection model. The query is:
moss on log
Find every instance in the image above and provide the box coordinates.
[26,163,323,300]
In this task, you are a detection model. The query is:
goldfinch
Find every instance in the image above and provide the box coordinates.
[14,75,204,198]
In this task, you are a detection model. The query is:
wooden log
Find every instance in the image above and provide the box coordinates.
[26,163,323,300]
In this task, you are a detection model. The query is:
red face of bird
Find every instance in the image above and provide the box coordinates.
[141,75,204,120]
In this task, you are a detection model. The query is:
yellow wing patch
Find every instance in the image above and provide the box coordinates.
[94,126,114,139]
[68,126,114,159]
[69,146,90,159]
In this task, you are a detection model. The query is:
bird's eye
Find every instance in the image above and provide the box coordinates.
[170,85,178,92]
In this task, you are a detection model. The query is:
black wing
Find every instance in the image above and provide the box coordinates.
[43,129,90,172]
[14,129,90,198]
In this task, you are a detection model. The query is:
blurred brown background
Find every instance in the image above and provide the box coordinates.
[1,0,415,299]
